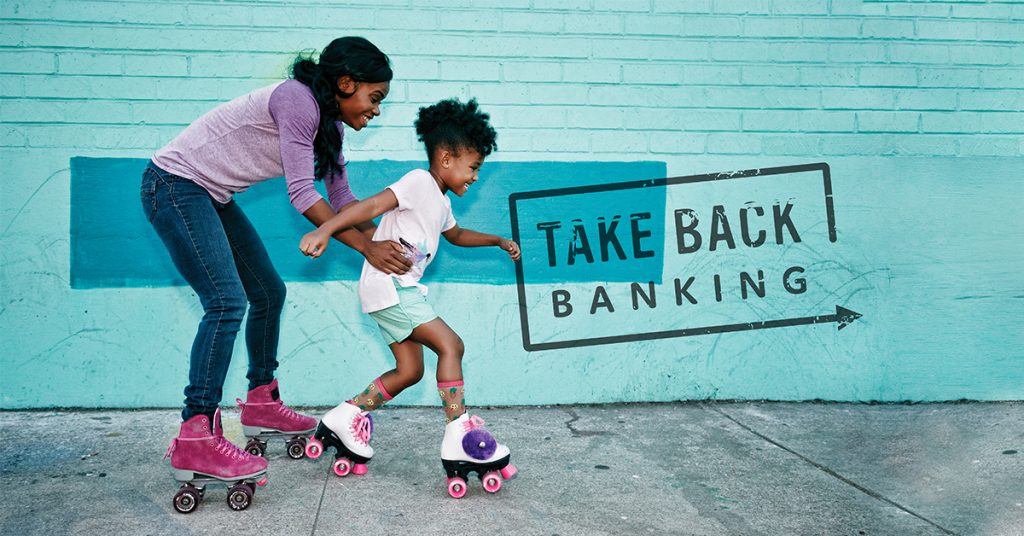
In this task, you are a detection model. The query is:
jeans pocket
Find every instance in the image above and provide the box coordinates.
[140,170,158,223]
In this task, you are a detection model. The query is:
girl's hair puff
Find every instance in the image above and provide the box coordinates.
[414,98,497,161]
[291,36,392,180]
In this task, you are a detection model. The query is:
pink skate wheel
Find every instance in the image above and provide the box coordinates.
[482,471,502,493]
[352,463,368,476]
[305,438,323,460]
[447,477,467,499]
[333,458,352,477]
[499,464,518,480]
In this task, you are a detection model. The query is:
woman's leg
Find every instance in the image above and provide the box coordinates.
[216,200,286,391]
[145,171,247,422]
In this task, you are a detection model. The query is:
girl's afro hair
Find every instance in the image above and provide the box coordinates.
[415,98,497,159]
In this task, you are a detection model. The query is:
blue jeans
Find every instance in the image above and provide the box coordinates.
[141,162,286,421]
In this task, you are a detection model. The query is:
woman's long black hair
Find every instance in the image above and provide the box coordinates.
[291,37,392,180]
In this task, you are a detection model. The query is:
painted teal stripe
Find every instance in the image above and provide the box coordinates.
[70,157,666,288]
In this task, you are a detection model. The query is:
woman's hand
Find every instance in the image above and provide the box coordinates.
[364,240,413,274]
[499,238,521,261]
[300,230,331,258]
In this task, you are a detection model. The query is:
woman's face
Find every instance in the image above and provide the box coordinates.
[335,77,390,130]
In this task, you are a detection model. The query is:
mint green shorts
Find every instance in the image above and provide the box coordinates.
[368,284,438,345]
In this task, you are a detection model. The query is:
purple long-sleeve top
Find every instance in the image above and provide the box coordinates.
[152,80,357,213]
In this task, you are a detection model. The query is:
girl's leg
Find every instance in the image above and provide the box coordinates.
[216,200,287,391]
[408,318,467,422]
[349,339,424,411]
[145,170,247,422]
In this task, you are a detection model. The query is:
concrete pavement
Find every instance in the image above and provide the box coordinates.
[0,402,1020,536]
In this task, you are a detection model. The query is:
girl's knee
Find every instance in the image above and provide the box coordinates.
[447,336,465,359]
[396,362,425,387]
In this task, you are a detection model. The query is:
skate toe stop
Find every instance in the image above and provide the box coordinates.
[500,464,518,480]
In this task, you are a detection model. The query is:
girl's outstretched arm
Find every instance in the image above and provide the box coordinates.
[301,199,411,273]
[300,189,398,258]
[442,225,521,261]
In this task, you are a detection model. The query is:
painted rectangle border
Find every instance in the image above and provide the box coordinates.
[508,162,835,351]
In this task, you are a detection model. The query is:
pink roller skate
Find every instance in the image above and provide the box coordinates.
[164,409,268,514]
[441,414,517,499]
[238,379,317,459]
[304,402,373,477]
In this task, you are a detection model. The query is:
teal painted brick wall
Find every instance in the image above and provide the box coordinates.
[1,0,1022,407]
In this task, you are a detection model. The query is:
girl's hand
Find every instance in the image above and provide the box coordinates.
[499,238,521,261]
[364,240,413,274]
[300,230,330,258]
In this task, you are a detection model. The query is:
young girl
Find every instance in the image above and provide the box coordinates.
[299,98,520,498]
[149,37,413,512]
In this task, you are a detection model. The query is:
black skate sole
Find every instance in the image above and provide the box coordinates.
[442,453,512,480]
[313,421,371,464]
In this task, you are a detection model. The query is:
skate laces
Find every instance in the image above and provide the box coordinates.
[276,401,300,421]
[214,435,248,461]
[350,412,373,446]
[237,396,301,422]
[164,439,177,460]
[462,415,486,433]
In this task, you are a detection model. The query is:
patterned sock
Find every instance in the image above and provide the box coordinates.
[348,377,394,412]
[438,380,466,423]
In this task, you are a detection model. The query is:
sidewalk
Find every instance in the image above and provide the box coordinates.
[0,402,1020,536]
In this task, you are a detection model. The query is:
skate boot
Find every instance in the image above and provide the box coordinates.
[164,409,268,514]
[237,379,317,459]
[304,402,374,477]
[440,414,517,498]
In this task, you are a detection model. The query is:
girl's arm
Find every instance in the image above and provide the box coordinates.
[300,199,409,272]
[442,225,521,261]
[300,190,399,258]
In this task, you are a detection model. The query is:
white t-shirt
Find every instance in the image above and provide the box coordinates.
[358,169,457,313]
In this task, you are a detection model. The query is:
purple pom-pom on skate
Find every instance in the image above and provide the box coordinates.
[462,429,497,460]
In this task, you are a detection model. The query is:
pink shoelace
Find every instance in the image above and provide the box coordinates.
[163,434,251,461]
[214,435,249,461]
[461,415,486,433]
[350,412,373,446]
[237,397,301,422]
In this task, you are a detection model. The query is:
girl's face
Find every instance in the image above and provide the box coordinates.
[335,77,389,130]
[435,148,484,197]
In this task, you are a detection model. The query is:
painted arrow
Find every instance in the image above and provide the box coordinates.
[525,305,863,351]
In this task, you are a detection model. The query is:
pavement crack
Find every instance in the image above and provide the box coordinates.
[310,469,331,536]
[563,408,612,437]
[705,405,960,536]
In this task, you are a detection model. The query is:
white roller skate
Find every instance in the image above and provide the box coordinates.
[304,402,374,477]
[441,414,517,498]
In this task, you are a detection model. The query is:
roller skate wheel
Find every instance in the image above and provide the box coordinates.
[352,463,368,476]
[305,437,323,460]
[173,485,201,514]
[447,477,468,499]
[227,483,253,511]
[482,471,503,493]
[286,437,307,459]
[333,458,352,477]
[245,439,266,458]
[499,463,518,480]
